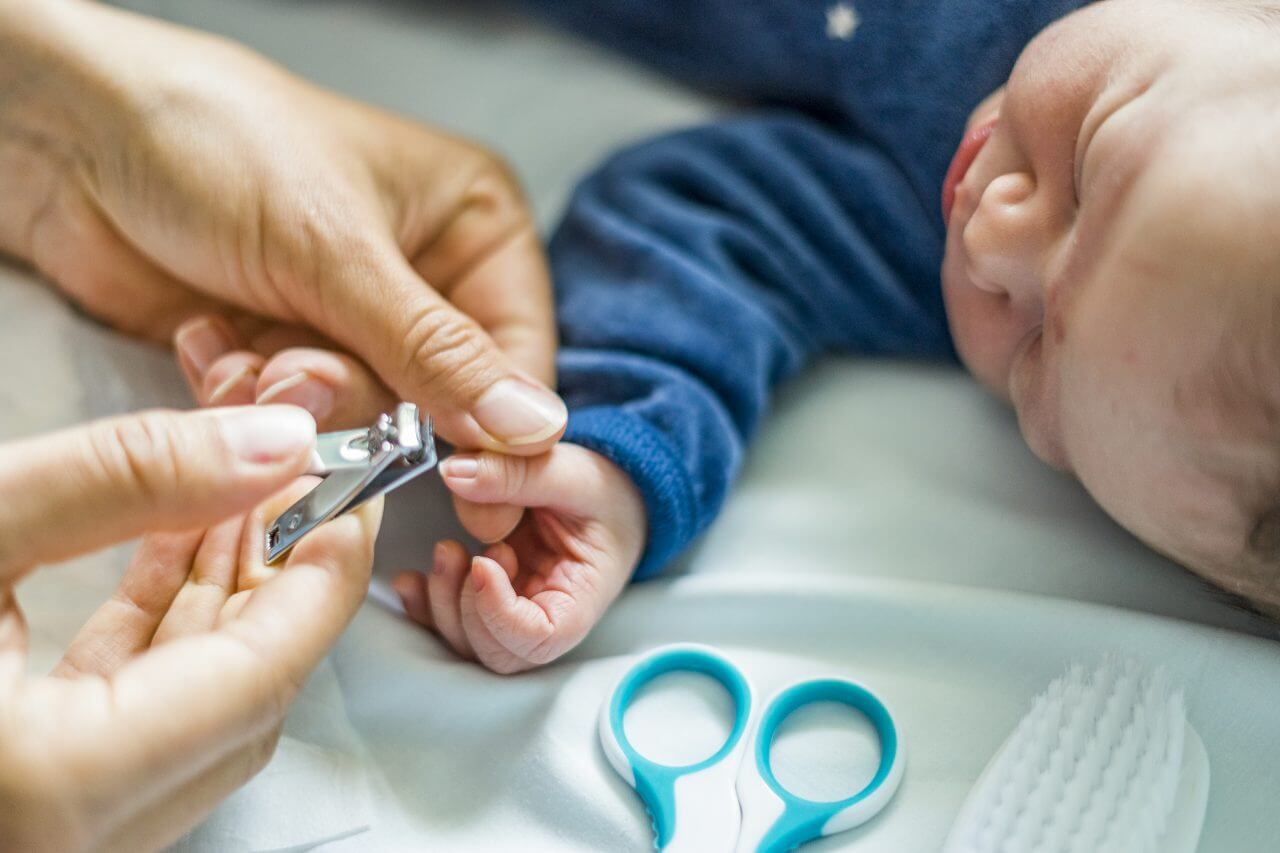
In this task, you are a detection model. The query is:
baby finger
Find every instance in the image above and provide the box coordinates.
[426,540,475,660]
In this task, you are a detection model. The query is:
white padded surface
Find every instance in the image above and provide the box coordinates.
[4,1,1277,849]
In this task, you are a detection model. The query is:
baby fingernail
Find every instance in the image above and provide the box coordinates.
[175,317,233,379]
[432,543,447,575]
[471,379,567,446]
[257,373,335,421]
[441,456,479,479]
[217,405,316,464]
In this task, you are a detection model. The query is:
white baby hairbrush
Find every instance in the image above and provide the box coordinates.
[944,658,1209,853]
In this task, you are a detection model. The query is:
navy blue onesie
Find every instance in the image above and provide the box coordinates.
[514,1,1085,577]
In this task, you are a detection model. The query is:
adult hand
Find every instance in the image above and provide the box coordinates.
[0,405,381,851]
[0,0,563,455]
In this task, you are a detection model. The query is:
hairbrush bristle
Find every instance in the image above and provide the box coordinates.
[944,658,1199,853]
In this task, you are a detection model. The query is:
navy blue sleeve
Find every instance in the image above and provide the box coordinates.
[552,113,955,579]
[510,0,1090,209]
[507,0,842,110]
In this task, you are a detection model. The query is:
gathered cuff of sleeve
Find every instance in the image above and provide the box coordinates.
[563,407,697,581]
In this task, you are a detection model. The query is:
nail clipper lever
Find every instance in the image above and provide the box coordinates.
[264,402,437,563]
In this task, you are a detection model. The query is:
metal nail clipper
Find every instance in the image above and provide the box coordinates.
[265,402,438,563]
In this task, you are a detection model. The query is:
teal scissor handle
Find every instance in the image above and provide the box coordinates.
[599,644,755,851]
[737,679,905,852]
[599,645,904,853]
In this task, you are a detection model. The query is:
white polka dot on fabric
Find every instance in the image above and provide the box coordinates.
[826,2,859,40]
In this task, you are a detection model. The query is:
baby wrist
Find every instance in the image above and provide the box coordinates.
[562,408,698,581]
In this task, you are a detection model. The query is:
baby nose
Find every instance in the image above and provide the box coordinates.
[962,172,1046,306]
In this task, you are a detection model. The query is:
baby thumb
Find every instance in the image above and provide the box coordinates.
[438,445,602,517]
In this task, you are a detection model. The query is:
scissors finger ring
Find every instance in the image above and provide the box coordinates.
[600,643,905,852]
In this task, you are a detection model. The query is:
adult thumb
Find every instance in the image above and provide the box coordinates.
[0,406,315,577]
[314,250,566,453]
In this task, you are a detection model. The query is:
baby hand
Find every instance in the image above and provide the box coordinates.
[394,445,646,673]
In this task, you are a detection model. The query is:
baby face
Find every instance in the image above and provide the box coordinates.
[941,0,1280,607]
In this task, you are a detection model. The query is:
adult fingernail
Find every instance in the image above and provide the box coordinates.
[471,379,567,446]
[431,543,447,575]
[257,373,335,422]
[216,405,316,464]
[207,364,259,406]
[175,317,233,379]
[440,456,479,479]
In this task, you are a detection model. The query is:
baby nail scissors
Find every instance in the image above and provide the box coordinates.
[600,644,904,853]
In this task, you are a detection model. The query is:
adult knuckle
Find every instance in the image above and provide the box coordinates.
[400,307,491,397]
[459,149,534,229]
[464,148,522,201]
[85,415,175,503]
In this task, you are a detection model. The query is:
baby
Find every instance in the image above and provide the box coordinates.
[216,0,1280,671]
